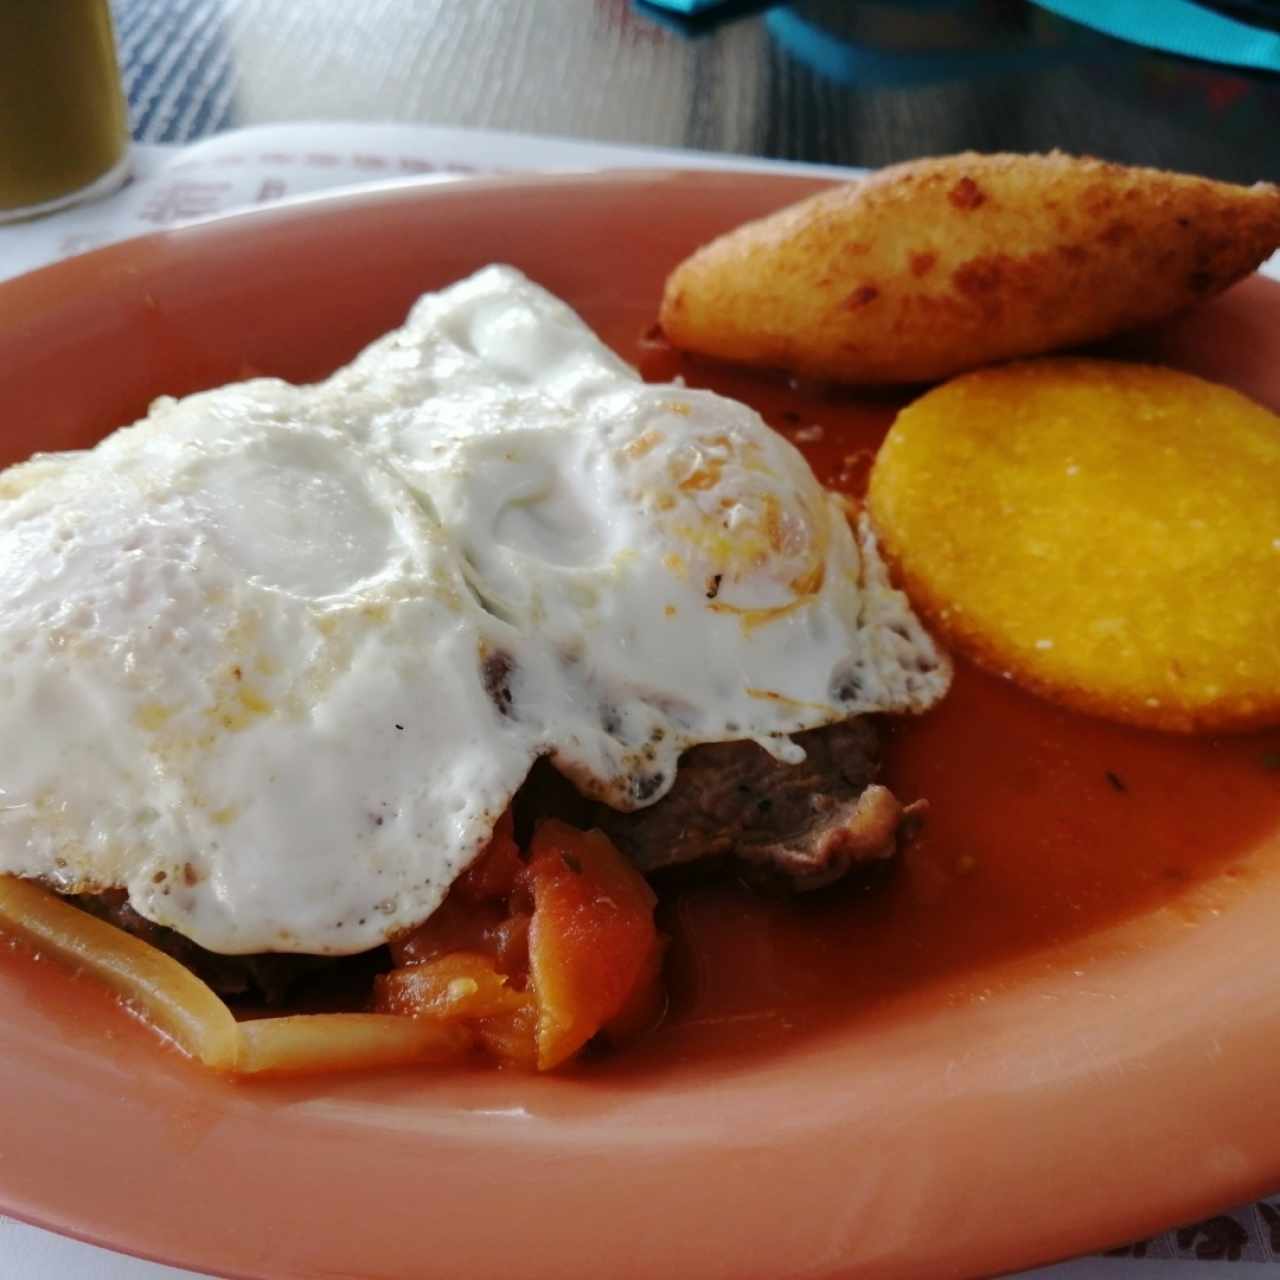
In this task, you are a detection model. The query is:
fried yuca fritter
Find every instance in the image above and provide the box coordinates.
[660,152,1280,385]
[866,358,1280,733]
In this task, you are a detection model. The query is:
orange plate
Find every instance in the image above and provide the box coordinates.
[1,171,1278,1280]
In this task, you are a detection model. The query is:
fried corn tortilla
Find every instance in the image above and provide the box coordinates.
[866,358,1280,733]
[660,152,1280,385]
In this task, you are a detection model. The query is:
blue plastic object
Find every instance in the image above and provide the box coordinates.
[637,0,1280,73]
[638,0,733,11]
[1029,0,1280,73]
[764,6,1109,89]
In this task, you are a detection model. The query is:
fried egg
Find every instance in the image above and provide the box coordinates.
[0,267,949,954]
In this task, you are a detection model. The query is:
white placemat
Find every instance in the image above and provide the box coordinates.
[0,120,853,283]
[1,121,1276,1280]
[2,121,1275,283]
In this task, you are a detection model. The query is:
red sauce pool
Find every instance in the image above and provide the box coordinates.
[597,346,1280,1073]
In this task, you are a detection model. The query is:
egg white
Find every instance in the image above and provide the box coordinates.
[0,267,948,954]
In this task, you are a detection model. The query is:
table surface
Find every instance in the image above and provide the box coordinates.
[108,0,1279,182]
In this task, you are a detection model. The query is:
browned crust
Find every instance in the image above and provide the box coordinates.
[660,151,1280,386]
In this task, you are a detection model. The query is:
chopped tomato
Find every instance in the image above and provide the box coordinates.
[377,813,662,1071]
[525,820,661,1070]
[389,809,528,972]
[389,895,508,969]
[375,951,528,1022]
[454,809,523,904]
[486,910,533,977]
[373,950,540,1069]
[473,1001,540,1071]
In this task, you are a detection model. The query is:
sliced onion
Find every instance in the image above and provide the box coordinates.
[237,1013,473,1077]
[0,875,239,1071]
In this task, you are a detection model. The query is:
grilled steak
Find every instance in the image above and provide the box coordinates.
[71,718,915,996]
[595,717,919,890]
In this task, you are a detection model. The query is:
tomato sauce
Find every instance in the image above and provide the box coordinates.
[601,347,1280,1073]
[5,323,1279,1082]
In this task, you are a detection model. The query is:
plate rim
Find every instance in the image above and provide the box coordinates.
[1,166,1279,1280]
